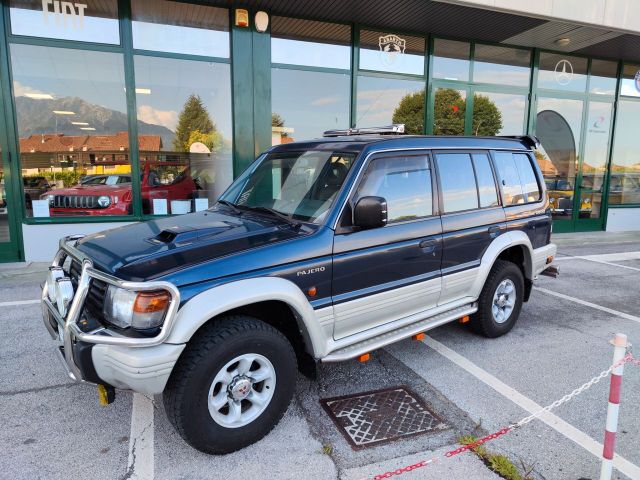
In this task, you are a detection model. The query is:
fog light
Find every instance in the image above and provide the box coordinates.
[47,267,64,302]
[55,277,75,317]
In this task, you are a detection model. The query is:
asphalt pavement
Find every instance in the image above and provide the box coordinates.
[1,231,639,480]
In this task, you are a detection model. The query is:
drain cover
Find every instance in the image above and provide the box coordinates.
[320,386,449,449]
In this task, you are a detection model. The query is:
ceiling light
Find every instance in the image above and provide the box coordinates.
[555,38,571,47]
[135,88,151,95]
[71,122,90,125]
[25,93,54,100]
[52,110,75,115]
[80,127,96,131]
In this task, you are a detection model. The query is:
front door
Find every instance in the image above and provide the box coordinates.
[535,97,613,232]
[332,153,442,340]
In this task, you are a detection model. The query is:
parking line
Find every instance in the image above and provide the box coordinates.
[0,299,40,307]
[420,336,640,479]
[554,251,640,272]
[126,393,154,480]
[534,287,640,324]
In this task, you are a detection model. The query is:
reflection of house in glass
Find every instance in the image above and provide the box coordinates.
[20,132,162,186]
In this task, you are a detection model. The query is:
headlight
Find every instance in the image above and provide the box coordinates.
[46,267,64,302]
[103,286,171,329]
[43,194,55,206]
[97,196,111,208]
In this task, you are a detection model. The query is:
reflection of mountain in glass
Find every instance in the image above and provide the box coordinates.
[15,96,175,148]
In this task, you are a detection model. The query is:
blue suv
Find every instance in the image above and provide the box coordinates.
[42,126,557,454]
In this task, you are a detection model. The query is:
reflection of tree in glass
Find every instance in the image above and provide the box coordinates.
[173,94,222,152]
[272,112,288,138]
[392,88,502,136]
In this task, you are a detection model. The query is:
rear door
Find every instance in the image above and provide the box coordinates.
[434,151,505,305]
[332,152,442,340]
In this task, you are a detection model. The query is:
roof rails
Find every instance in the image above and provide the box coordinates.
[502,134,541,149]
[323,124,405,137]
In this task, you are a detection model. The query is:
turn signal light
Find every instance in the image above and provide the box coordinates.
[546,256,554,264]
[133,291,171,314]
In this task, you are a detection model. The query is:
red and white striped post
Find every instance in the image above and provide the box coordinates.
[599,333,628,480]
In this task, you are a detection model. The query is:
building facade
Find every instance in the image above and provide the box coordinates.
[0,0,639,262]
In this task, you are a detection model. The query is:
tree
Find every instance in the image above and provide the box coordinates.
[471,94,502,136]
[392,90,425,135]
[187,129,223,153]
[392,88,503,136]
[173,94,217,152]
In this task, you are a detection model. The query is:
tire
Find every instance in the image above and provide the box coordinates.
[163,315,297,454]
[470,260,524,338]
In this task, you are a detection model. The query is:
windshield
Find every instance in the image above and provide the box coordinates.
[221,150,356,224]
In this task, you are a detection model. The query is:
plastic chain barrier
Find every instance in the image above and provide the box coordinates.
[366,350,639,480]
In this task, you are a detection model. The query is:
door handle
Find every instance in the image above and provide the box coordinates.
[419,239,437,253]
[488,226,501,238]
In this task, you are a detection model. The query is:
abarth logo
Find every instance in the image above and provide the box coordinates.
[554,59,573,86]
[379,34,406,66]
[296,267,325,277]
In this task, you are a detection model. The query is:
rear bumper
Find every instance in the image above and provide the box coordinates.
[532,242,557,278]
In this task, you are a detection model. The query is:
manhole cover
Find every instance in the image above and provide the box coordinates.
[320,386,449,449]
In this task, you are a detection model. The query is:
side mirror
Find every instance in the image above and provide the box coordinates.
[353,196,387,229]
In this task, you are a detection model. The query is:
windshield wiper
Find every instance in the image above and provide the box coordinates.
[241,205,302,228]
[217,199,241,214]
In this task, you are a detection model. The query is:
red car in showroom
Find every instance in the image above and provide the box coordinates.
[43,163,201,216]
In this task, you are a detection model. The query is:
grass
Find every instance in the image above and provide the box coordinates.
[458,435,534,480]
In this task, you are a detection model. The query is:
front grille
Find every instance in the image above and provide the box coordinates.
[68,260,108,324]
[53,195,101,209]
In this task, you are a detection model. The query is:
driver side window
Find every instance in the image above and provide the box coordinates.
[354,155,433,224]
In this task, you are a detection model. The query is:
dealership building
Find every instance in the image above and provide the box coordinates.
[0,0,639,262]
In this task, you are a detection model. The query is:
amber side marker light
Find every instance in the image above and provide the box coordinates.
[133,291,171,314]
[459,315,470,324]
[358,353,370,363]
[307,286,317,297]
[546,256,554,264]
[412,332,425,341]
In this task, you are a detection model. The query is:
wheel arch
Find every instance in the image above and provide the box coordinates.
[470,231,534,301]
[166,277,326,360]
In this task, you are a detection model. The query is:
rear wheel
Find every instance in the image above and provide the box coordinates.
[163,315,297,454]
[471,260,524,338]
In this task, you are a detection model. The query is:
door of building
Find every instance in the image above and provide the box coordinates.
[0,126,22,262]
[534,96,611,232]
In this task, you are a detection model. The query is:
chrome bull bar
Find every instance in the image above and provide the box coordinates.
[42,235,181,382]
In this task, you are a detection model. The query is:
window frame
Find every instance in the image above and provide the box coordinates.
[489,149,544,207]
[341,149,438,231]
[433,149,502,216]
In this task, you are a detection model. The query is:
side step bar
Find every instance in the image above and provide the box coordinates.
[322,303,477,362]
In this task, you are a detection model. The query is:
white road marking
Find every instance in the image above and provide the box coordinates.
[555,251,640,272]
[420,337,640,479]
[534,287,640,324]
[126,393,154,480]
[0,299,40,307]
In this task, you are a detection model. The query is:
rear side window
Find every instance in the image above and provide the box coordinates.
[436,153,478,212]
[493,152,541,205]
[435,151,499,213]
[355,155,432,223]
[472,153,499,208]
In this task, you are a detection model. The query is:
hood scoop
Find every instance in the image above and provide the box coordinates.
[149,222,233,247]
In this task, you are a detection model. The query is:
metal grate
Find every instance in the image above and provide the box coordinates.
[320,386,449,449]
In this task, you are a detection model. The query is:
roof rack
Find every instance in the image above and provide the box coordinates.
[502,134,541,149]
[323,124,405,137]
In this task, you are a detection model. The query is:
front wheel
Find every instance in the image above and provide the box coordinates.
[471,260,524,338]
[163,316,297,454]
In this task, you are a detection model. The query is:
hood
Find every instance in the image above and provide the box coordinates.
[76,208,313,281]
[49,184,131,196]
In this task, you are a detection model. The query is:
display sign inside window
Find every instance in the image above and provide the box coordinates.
[9,0,119,43]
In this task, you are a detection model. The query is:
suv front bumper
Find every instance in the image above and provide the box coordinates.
[42,235,184,395]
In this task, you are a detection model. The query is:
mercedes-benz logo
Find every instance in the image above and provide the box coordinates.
[555,59,574,86]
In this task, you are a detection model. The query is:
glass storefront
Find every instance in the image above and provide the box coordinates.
[0,2,639,261]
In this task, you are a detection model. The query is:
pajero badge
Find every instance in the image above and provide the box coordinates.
[379,34,406,66]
